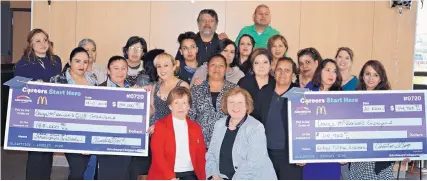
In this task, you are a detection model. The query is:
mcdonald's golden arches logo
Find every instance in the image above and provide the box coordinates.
[316,106,327,115]
[37,96,48,105]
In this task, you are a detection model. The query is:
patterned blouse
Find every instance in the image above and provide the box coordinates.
[189,80,238,148]
[150,80,184,126]
[349,162,394,180]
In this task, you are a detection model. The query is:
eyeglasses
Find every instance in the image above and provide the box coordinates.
[128,46,144,53]
[198,19,216,24]
[275,68,292,74]
[181,45,197,52]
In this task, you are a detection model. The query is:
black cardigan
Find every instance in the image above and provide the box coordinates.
[238,74,275,120]
[255,83,303,180]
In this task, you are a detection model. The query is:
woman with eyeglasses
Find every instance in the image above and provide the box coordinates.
[15,29,62,180]
[205,88,277,180]
[191,39,245,86]
[123,36,148,86]
[256,57,303,180]
[177,31,200,84]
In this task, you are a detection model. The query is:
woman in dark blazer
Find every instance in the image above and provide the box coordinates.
[256,57,303,180]
[15,29,62,180]
[148,87,206,180]
[238,48,275,120]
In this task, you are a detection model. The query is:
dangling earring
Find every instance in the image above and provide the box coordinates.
[292,73,297,83]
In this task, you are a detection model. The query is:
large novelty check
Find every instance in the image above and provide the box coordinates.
[5,82,150,156]
[288,90,427,163]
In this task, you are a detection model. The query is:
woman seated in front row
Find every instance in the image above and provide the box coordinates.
[206,88,277,180]
[148,87,206,180]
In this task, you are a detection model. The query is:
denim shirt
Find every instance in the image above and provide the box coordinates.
[49,69,97,86]
[65,69,97,86]
[106,78,131,88]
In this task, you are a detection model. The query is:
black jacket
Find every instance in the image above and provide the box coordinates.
[256,82,303,180]
[238,74,275,120]
[175,32,220,65]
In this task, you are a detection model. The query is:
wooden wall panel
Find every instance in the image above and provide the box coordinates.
[31,1,417,89]
[10,1,30,9]
[299,1,375,76]
[299,2,339,57]
[372,1,417,90]
[12,11,31,63]
[225,1,301,60]
[75,1,151,67]
[149,1,226,56]
[32,1,76,66]
[334,2,375,76]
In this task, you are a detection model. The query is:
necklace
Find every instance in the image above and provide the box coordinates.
[36,56,46,69]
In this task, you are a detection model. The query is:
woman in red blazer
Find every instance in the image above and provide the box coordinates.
[148,87,206,180]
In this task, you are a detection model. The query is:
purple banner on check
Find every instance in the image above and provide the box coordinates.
[5,82,149,156]
[288,91,427,163]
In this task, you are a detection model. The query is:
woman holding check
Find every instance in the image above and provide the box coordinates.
[97,55,137,180]
[49,47,97,180]
[345,60,410,180]
[303,59,343,180]
[15,29,62,180]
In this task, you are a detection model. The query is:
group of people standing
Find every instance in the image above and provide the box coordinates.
[14,4,407,180]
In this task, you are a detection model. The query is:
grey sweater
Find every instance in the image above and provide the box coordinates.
[206,115,277,180]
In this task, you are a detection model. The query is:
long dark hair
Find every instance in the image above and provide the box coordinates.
[236,34,255,62]
[215,38,238,67]
[297,47,322,63]
[22,28,56,65]
[312,59,343,91]
[357,60,391,90]
[62,47,89,73]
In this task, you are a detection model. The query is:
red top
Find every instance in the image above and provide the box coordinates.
[147,114,206,180]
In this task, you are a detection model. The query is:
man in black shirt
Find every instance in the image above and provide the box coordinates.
[175,9,228,65]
